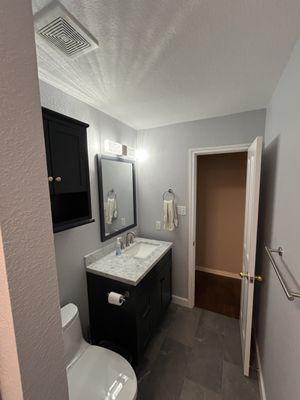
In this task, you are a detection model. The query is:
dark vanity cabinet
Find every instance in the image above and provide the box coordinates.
[42,108,94,232]
[87,249,172,364]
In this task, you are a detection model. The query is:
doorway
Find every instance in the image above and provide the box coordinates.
[194,152,247,318]
[187,138,263,376]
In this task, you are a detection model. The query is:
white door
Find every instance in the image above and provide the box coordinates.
[240,136,263,376]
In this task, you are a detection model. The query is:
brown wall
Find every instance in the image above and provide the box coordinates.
[196,152,247,275]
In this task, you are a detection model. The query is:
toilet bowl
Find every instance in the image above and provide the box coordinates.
[61,303,137,400]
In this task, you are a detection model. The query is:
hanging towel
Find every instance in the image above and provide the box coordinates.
[163,199,178,231]
[105,197,118,224]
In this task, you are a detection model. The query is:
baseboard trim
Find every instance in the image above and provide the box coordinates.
[255,336,266,400]
[196,265,240,280]
[172,295,189,307]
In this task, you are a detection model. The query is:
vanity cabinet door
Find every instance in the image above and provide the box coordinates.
[151,277,163,330]
[160,252,172,313]
[136,276,153,357]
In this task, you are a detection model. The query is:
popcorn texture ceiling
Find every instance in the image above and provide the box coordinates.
[32,0,300,129]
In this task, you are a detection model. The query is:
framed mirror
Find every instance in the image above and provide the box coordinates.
[97,155,137,241]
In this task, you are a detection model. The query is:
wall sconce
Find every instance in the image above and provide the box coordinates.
[135,149,149,162]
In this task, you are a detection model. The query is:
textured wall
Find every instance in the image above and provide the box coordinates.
[0,229,23,400]
[137,109,266,300]
[0,1,68,399]
[256,38,300,400]
[39,81,137,333]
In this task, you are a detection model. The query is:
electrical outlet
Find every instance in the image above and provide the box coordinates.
[177,205,186,216]
[155,221,161,230]
[121,217,126,226]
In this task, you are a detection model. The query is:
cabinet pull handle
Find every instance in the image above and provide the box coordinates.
[55,176,62,182]
[142,306,151,319]
[48,176,54,182]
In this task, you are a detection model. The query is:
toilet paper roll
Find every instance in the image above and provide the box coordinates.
[108,292,125,306]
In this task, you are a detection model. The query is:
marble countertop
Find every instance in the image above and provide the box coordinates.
[85,237,172,286]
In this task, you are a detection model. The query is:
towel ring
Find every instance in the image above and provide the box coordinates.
[163,189,175,200]
[108,189,115,198]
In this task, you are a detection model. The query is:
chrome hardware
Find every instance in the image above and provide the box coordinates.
[48,176,54,182]
[118,237,125,250]
[265,246,300,301]
[55,176,62,182]
[126,231,136,247]
[162,188,175,200]
[107,290,129,305]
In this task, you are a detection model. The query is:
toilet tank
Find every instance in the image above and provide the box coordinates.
[60,303,88,368]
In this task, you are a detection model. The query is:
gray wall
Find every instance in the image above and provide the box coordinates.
[39,81,137,333]
[137,110,266,299]
[256,38,300,400]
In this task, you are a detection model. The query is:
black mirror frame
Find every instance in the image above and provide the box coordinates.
[97,154,137,242]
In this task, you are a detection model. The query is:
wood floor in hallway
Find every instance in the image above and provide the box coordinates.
[195,271,241,318]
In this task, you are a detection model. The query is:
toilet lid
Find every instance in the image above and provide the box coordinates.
[67,345,137,400]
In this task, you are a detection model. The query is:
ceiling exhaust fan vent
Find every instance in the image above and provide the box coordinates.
[34,1,99,58]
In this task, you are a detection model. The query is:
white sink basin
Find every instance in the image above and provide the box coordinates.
[125,242,159,259]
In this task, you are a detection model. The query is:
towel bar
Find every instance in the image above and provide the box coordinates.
[265,246,300,301]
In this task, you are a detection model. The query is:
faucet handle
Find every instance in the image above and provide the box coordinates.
[125,231,136,247]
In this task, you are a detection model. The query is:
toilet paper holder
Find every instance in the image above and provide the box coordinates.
[107,291,130,305]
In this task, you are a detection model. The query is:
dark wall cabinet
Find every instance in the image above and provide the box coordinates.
[87,249,172,364]
[42,108,94,232]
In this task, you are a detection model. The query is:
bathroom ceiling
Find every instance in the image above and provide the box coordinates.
[32,0,300,129]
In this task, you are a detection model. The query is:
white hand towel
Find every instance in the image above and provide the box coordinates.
[163,199,178,231]
[105,197,118,224]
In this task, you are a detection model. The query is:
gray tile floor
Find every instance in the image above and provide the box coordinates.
[136,304,260,400]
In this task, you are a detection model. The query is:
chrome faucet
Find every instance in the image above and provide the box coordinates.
[125,231,136,247]
[118,237,126,250]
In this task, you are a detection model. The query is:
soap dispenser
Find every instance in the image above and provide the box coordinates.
[116,237,122,256]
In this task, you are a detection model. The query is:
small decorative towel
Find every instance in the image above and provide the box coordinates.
[163,199,178,231]
[105,197,118,224]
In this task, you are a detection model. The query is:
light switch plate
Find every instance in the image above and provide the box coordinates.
[177,205,186,216]
[155,221,161,230]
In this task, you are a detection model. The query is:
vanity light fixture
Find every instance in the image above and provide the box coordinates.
[123,146,135,158]
[104,140,135,158]
[104,139,123,156]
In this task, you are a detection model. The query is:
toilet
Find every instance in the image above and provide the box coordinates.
[61,303,137,400]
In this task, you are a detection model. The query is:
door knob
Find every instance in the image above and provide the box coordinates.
[254,275,263,282]
[240,272,263,282]
[48,176,54,182]
[55,176,62,182]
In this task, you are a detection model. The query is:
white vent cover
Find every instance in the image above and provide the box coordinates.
[34,1,98,58]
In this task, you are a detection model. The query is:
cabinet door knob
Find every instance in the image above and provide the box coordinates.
[48,176,54,182]
[55,176,62,182]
